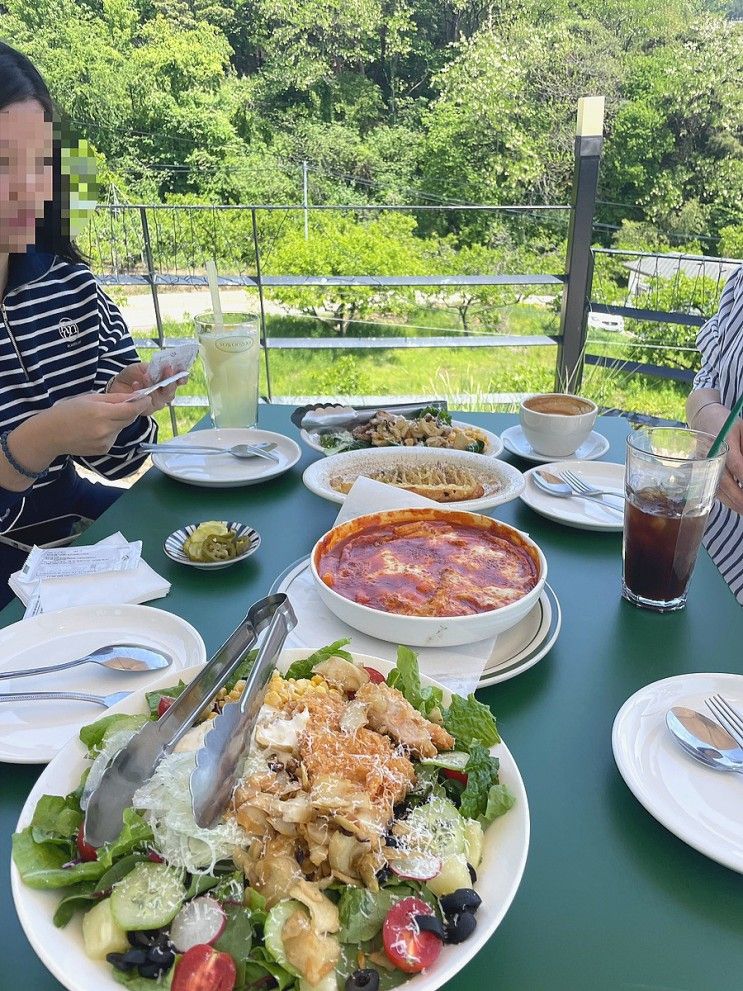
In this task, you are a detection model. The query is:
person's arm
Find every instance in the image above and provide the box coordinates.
[74,286,158,480]
[687,278,743,514]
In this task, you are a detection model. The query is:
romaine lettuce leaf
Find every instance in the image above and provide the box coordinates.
[285,639,352,680]
[145,681,188,718]
[30,793,82,847]
[483,782,516,823]
[78,713,148,754]
[97,808,153,869]
[243,946,295,991]
[459,744,501,821]
[11,828,106,889]
[53,884,98,927]
[386,646,443,717]
[443,693,500,750]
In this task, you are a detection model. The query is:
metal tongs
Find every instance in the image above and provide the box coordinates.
[190,597,296,827]
[84,594,292,847]
[300,400,448,435]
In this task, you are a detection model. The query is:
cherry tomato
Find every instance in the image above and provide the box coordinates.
[443,768,468,786]
[157,696,175,717]
[382,897,442,973]
[364,666,386,684]
[147,850,164,863]
[172,944,236,991]
[76,827,97,862]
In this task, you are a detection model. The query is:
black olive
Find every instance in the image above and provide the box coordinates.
[445,911,478,944]
[385,833,399,849]
[439,888,482,917]
[122,947,149,966]
[138,962,162,979]
[127,930,152,948]
[467,863,477,884]
[414,914,446,940]
[375,865,393,884]
[146,944,175,967]
[106,953,134,972]
[345,968,381,991]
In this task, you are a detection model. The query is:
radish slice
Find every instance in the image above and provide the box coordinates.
[169,896,226,952]
[389,852,442,882]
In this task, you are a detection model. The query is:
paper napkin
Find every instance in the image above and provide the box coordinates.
[11,532,171,617]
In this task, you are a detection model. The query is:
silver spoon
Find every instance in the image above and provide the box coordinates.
[666,706,743,773]
[141,441,279,463]
[532,470,624,516]
[0,644,172,681]
[0,689,131,708]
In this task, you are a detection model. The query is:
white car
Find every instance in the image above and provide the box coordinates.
[588,312,625,333]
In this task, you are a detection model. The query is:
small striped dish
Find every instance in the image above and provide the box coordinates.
[164,521,261,570]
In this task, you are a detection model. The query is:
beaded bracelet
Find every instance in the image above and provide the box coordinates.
[0,430,49,481]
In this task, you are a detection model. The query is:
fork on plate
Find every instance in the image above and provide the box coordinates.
[705,694,743,747]
[560,470,625,501]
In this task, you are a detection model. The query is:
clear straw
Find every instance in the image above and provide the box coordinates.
[205,260,224,332]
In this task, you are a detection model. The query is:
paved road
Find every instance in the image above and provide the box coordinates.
[120,289,286,332]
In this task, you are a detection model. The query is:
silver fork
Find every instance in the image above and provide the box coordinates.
[560,470,625,501]
[705,694,743,747]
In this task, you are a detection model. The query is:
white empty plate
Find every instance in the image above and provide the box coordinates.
[501,424,610,463]
[151,428,301,487]
[0,604,206,763]
[520,461,625,532]
[302,445,524,512]
[613,672,743,874]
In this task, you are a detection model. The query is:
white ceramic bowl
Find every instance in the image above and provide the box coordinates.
[310,507,547,647]
[519,393,598,458]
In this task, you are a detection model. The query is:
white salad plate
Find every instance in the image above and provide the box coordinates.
[150,428,301,488]
[271,559,559,688]
[500,424,610,463]
[11,650,530,991]
[302,419,505,458]
[302,445,524,513]
[0,605,206,764]
[612,672,743,874]
[520,461,625,532]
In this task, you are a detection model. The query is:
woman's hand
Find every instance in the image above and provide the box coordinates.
[40,392,153,458]
[105,362,186,414]
[692,402,743,514]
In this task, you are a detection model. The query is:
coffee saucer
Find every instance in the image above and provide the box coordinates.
[500,424,610,463]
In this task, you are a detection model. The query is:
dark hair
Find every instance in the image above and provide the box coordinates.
[0,42,85,264]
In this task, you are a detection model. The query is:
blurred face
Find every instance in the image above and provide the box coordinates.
[0,100,54,253]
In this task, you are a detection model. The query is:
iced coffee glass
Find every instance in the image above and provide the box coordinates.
[194,312,259,428]
[622,426,727,612]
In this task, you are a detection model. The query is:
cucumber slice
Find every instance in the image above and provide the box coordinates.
[110,862,186,931]
[403,796,465,857]
[264,899,304,976]
[463,819,484,868]
[419,752,470,772]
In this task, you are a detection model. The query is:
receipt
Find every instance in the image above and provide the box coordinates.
[147,342,198,381]
[18,541,142,584]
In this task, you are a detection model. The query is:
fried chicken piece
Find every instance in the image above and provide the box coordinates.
[355,681,455,758]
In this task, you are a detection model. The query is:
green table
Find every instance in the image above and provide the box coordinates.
[2,408,742,991]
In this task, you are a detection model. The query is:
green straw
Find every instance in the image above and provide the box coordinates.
[707,393,743,458]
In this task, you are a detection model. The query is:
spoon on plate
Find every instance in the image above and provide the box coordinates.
[666,706,743,773]
[0,689,131,708]
[0,644,172,681]
[141,442,279,463]
[532,470,624,515]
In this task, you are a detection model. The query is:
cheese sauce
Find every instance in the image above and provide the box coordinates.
[317,518,539,616]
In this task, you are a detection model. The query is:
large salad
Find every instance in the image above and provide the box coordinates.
[12,642,515,991]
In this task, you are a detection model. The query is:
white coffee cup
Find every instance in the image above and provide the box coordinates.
[519,393,598,457]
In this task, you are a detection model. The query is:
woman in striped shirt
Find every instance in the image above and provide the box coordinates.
[0,44,180,603]
[687,265,743,605]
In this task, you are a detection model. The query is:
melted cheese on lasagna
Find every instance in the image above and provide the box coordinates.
[318,518,538,616]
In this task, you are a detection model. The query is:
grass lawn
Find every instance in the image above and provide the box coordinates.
[139,305,691,440]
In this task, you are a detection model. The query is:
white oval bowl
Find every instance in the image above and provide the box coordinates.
[11,649,529,991]
[311,508,547,647]
[302,445,525,512]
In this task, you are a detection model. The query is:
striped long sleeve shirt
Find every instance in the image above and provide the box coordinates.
[0,249,156,529]
[693,264,743,604]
